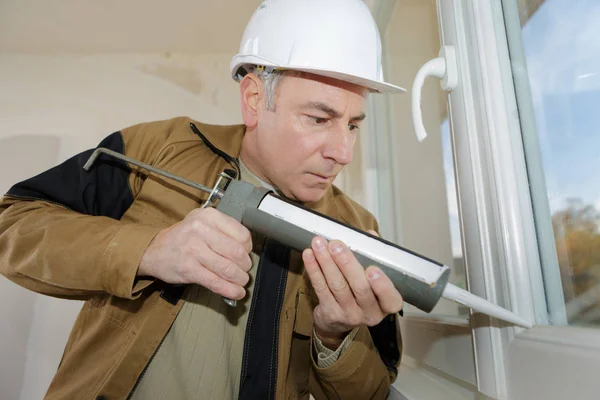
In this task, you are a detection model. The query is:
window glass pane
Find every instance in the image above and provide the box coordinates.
[379,0,467,318]
[509,0,600,325]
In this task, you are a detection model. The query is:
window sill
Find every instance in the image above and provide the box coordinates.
[400,314,475,385]
[391,355,490,400]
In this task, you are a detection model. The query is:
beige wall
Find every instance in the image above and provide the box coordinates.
[0,134,63,400]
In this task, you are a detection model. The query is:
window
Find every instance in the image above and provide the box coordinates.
[506,0,600,326]
[370,0,600,398]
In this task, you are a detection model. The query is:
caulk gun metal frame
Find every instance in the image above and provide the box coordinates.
[84,148,532,328]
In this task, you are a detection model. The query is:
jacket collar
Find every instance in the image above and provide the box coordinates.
[189,119,246,160]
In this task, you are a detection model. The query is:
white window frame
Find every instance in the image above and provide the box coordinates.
[369,0,600,399]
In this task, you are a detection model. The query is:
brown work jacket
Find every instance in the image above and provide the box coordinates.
[0,117,401,400]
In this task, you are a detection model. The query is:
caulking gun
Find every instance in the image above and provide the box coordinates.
[84,148,532,328]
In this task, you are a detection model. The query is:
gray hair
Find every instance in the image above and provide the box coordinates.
[251,68,281,110]
[251,67,304,111]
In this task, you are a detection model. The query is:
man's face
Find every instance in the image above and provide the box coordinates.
[247,73,368,203]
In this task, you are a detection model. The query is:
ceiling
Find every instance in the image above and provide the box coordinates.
[0,0,265,53]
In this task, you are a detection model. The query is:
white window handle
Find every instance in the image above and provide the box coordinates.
[412,45,458,142]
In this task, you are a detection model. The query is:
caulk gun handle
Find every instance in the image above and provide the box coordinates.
[242,207,450,313]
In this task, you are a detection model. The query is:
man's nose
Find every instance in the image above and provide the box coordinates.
[324,126,354,166]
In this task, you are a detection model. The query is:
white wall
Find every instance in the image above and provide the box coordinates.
[0,134,61,400]
[0,52,243,399]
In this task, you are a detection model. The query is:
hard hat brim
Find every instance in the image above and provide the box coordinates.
[286,66,407,94]
[231,56,406,94]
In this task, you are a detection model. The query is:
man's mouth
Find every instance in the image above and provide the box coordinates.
[310,173,335,182]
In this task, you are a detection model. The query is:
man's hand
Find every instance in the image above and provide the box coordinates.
[138,207,253,300]
[302,231,403,349]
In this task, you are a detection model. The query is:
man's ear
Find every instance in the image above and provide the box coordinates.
[239,74,263,128]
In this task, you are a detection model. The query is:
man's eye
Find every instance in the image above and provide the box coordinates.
[349,124,360,132]
[311,117,328,124]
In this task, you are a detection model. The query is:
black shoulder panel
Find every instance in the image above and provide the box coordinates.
[6,131,134,220]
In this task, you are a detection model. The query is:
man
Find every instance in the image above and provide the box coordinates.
[0,0,406,399]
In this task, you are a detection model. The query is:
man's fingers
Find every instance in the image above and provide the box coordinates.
[366,266,404,314]
[203,226,253,272]
[195,208,253,253]
[195,241,250,287]
[210,209,253,253]
[191,264,246,300]
[328,240,381,313]
[311,237,355,307]
[302,248,336,308]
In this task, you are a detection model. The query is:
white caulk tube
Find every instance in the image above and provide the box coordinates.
[216,181,532,328]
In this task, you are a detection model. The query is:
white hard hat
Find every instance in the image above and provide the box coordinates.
[230,0,405,93]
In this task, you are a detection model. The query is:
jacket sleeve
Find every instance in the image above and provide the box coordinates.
[0,124,166,300]
[308,315,402,400]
